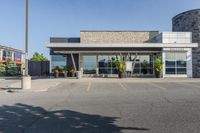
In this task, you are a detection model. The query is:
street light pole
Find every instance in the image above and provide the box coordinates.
[25,0,29,76]
[22,0,31,89]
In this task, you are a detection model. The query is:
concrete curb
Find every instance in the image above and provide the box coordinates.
[1,81,61,93]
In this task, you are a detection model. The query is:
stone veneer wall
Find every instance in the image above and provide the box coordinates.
[80,31,159,43]
[172,9,200,77]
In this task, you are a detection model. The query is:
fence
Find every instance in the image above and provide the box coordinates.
[28,61,50,76]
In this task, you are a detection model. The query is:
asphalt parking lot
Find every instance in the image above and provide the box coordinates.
[0,78,200,133]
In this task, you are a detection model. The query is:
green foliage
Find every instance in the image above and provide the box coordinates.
[111,57,117,67]
[116,60,126,73]
[0,63,6,76]
[154,57,163,73]
[6,60,20,76]
[142,60,149,68]
[30,52,48,62]
[61,66,67,77]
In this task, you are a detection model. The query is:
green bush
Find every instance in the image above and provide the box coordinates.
[0,63,6,76]
[6,60,20,76]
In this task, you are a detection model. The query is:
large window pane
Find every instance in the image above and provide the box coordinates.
[165,52,187,75]
[51,55,66,71]
[177,68,187,74]
[98,55,113,74]
[166,61,176,67]
[83,56,96,74]
[176,53,186,68]
[166,68,176,74]
[177,61,186,67]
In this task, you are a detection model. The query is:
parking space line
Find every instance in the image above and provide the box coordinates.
[119,83,127,91]
[149,82,167,90]
[86,82,91,92]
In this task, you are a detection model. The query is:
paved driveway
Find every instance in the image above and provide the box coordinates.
[0,78,200,133]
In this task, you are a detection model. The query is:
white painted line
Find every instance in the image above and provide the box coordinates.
[149,82,167,90]
[86,82,91,92]
[119,83,127,91]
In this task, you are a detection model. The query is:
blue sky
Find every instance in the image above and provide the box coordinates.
[0,0,199,58]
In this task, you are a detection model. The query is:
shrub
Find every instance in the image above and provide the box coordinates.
[6,60,20,76]
[0,63,6,76]
[154,58,163,73]
[116,60,126,73]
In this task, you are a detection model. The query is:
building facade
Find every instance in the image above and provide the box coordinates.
[172,9,200,77]
[47,31,197,78]
[0,45,24,65]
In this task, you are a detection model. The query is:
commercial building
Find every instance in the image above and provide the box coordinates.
[172,9,200,77]
[47,31,197,78]
[0,45,24,65]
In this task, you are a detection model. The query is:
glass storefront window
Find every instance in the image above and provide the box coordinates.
[82,54,154,76]
[51,55,66,72]
[98,55,118,74]
[131,54,154,75]
[166,68,176,74]
[165,52,187,75]
[177,68,187,74]
[83,56,96,74]
[166,61,176,67]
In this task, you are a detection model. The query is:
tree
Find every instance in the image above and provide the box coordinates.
[30,52,48,62]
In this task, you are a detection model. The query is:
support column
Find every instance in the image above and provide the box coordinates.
[71,53,77,71]
[79,53,83,76]
[162,50,165,78]
[96,55,99,76]
[187,49,193,78]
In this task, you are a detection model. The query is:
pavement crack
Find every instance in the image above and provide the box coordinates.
[163,96,173,104]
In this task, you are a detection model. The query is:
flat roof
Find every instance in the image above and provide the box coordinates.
[0,45,24,53]
[80,30,159,32]
[47,43,198,48]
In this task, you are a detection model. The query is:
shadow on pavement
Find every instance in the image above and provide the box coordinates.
[0,103,149,133]
[0,87,21,93]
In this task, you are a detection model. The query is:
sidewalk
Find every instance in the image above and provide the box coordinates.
[0,78,62,93]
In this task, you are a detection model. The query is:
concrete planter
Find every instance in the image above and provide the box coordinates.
[76,71,82,79]
[21,76,31,89]
[155,72,162,78]
[118,72,126,78]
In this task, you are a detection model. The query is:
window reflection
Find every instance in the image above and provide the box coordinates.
[51,55,66,72]
[83,56,96,74]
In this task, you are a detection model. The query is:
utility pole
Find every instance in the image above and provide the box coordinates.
[25,0,29,76]
[22,0,31,89]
